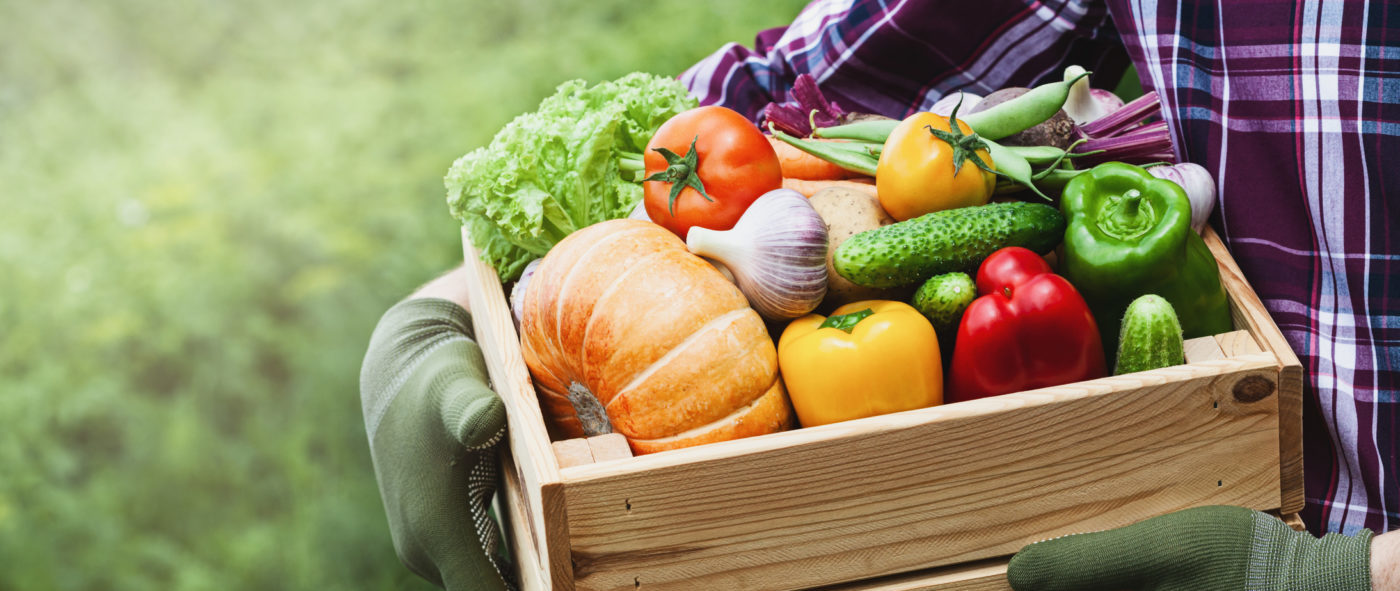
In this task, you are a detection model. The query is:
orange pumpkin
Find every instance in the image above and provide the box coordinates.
[519,219,794,454]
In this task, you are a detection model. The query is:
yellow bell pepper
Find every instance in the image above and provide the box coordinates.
[777,300,943,427]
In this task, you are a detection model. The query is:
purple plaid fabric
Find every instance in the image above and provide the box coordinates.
[682,0,1400,535]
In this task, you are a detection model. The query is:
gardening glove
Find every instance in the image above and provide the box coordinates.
[1006,505,1372,591]
[361,297,514,591]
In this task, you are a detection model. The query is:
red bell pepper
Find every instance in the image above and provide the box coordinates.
[947,247,1107,402]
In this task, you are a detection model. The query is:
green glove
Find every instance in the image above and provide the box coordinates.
[361,298,513,591]
[1007,506,1372,591]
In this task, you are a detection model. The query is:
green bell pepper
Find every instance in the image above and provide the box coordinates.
[1060,162,1233,350]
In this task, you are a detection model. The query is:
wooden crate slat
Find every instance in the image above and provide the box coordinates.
[560,355,1282,591]
[1216,330,1263,357]
[467,224,1304,590]
[1282,512,1307,532]
[816,557,1013,591]
[462,228,573,590]
[815,511,1305,591]
[587,434,633,463]
[500,442,549,591]
[553,439,595,470]
[1183,336,1226,363]
[1203,227,1306,514]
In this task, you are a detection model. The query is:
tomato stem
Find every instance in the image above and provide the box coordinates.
[642,136,712,215]
[924,97,997,179]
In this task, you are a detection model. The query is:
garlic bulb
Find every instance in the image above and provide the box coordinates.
[686,189,828,320]
[1148,163,1217,234]
[1063,65,1125,125]
[509,258,542,331]
[706,258,737,283]
[931,92,982,117]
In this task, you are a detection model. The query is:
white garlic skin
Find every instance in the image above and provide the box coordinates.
[1148,162,1217,234]
[686,189,829,320]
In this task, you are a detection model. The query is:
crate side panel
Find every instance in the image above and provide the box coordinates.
[462,229,573,590]
[1204,227,1305,513]
[562,359,1282,591]
[500,443,548,591]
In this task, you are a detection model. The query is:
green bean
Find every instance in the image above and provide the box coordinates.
[1007,139,1097,169]
[1005,145,1071,166]
[1031,168,1088,190]
[769,126,879,177]
[984,140,1048,200]
[812,119,899,143]
[813,139,884,157]
[961,72,1091,141]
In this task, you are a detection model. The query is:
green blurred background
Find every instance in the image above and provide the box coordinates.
[0,1,807,588]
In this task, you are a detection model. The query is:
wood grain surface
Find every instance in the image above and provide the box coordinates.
[553,439,595,470]
[1183,336,1226,363]
[500,442,549,591]
[557,354,1283,591]
[462,228,573,590]
[472,226,1302,591]
[552,435,634,470]
[815,511,1306,591]
[588,434,634,463]
[817,557,1013,591]
[1204,227,1305,514]
[1215,330,1263,358]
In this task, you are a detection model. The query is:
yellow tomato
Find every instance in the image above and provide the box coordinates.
[777,300,943,427]
[876,112,997,221]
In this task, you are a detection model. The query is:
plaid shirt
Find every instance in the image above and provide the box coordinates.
[681,0,1400,535]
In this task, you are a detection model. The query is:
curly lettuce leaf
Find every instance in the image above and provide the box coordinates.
[446,72,697,280]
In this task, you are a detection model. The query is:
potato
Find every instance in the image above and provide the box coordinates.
[808,187,915,311]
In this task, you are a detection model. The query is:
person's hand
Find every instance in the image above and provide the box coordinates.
[1006,506,1372,591]
[360,266,513,591]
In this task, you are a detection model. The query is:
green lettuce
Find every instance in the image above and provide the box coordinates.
[445,72,697,280]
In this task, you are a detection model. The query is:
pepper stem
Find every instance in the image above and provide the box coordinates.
[1096,188,1157,241]
[1121,189,1143,215]
[819,308,875,333]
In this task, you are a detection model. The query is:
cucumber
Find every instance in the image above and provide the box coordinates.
[834,202,1065,288]
[912,272,976,364]
[912,272,975,338]
[1114,294,1185,375]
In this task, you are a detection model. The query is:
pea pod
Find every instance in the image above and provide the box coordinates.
[959,72,1090,141]
[984,140,1048,200]
[1031,168,1087,190]
[769,125,879,177]
[813,119,899,143]
[817,74,1089,147]
[815,139,884,157]
[1003,144,1069,165]
[994,167,1092,195]
[1010,139,1098,168]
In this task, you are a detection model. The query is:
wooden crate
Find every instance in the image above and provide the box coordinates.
[462,226,1304,591]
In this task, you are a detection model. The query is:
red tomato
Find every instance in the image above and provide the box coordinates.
[643,106,782,239]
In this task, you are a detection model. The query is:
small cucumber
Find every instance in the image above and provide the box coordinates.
[834,202,1065,288]
[912,272,976,364]
[1114,294,1185,375]
[912,272,975,338]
